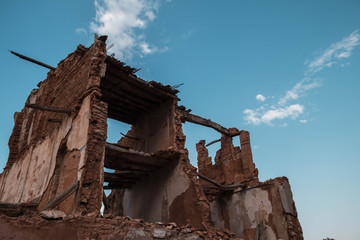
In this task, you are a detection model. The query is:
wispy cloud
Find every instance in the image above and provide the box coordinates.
[244,30,360,126]
[90,0,166,59]
[181,30,195,40]
[305,30,360,75]
[76,28,88,35]
[278,77,322,106]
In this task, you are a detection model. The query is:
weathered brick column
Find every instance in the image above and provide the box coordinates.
[75,94,107,214]
[240,131,258,180]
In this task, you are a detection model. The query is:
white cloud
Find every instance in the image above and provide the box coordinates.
[243,109,262,125]
[90,0,165,59]
[145,10,156,21]
[278,77,321,105]
[305,30,360,75]
[76,28,88,35]
[256,94,266,102]
[244,30,359,126]
[140,42,157,54]
[244,104,304,125]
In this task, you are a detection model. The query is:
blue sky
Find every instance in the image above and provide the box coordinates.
[1,1,360,239]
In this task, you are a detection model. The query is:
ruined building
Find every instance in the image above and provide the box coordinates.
[0,35,303,240]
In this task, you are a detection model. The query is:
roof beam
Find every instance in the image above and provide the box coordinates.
[9,50,55,70]
[177,109,230,135]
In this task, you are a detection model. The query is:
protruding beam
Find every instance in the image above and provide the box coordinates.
[104,171,145,182]
[177,109,230,135]
[25,104,72,114]
[9,50,55,70]
[197,173,245,190]
[205,130,244,147]
[105,143,169,167]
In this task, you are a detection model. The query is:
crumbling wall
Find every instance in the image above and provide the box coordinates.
[115,99,176,154]
[197,131,258,197]
[210,178,302,239]
[196,132,303,239]
[0,35,303,239]
[106,106,211,229]
[0,36,109,215]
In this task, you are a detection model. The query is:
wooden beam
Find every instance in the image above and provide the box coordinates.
[105,66,177,101]
[177,109,230,135]
[205,139,221,147]
[42,181,79,211]
[107,103,138,118]
[104,70,165,103]
[101,79,160,108]
[104,160,156,172]
[25,104,71,114]
[101,88,151,112]
[197,173,245,190]
[9,50,55,70]
[106,59,178,100]
[205,130,244,147]
[104,172,145,182]
[105,143,170,167]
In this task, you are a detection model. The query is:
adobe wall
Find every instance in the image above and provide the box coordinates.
[0,36,109,214]
[106,107,211,229]
[210,177,303,239]
[196,132,303,239]
[116,99,177,153]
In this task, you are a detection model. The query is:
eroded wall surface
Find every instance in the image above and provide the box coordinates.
[197,132,303,239]
[210,178,302,239]
[0,36,109,215]
[106,106,211,229]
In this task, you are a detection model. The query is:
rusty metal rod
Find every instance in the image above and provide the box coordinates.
[9,50,55,70]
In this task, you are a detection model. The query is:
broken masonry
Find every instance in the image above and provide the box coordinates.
[0,35,303,240]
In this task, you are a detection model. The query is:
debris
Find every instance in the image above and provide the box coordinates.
[40,210,66,220]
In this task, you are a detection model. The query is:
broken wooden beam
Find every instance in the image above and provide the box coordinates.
[177,109,230,135]
[104,160,157,172]
[9,50,55,70]
[197,173,245,191]
[104,172,144,182]
[205,139,221,147]
[25,104,72,114]
[205,130,244,147]
[42,181,79,211]
[120,132,139,140]
[105,143,171,167]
